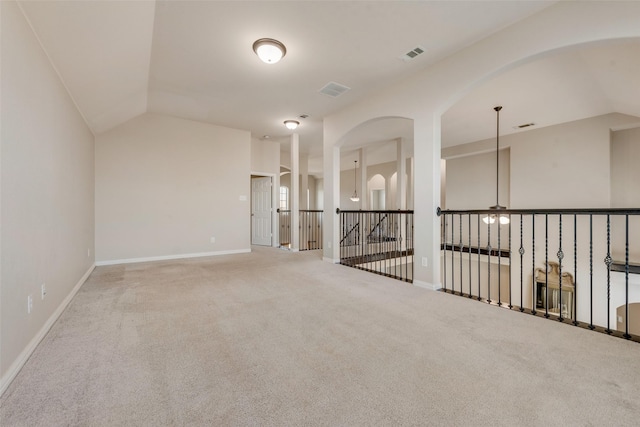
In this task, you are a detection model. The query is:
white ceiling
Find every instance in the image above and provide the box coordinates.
[17,1,640,177]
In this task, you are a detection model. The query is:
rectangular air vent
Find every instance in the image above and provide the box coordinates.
[515,122,536,129]
[399,46,426,62]
[319,81,350,98]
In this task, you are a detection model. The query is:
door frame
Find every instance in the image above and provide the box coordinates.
[250,172,278,247]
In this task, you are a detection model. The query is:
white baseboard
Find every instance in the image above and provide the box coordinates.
[413,280,442,291]
[0,263,95,397]
[95,249,251,266]
[323,257,340,264]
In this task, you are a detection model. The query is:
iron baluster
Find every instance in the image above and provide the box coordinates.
[624,215,630,339]
[443,214,448,291]
[531,215,536,315]
[498,211,502,306]
[469,214,472,298]
[589,215,594,330]
[487,217,491,304]
[519,215,525,312]
[605,214,612,334]
[508,214,512,309]
[573,214,578,326]
[545,214,549,318]
[477,215,481,300]
[558,214,564,322]
[459,214,463,295]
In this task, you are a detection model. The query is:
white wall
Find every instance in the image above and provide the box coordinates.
[444,149,510,210]
[443,113,639,209]
[1,1,95,389]
[95,113,251,263]
[251,138,279,176]
[339,160,413,210]
[611,127,640,208]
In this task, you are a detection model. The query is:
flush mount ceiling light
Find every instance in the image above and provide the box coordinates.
[284,120,299,130]
[253,38,286,64]
[482,106,510,225]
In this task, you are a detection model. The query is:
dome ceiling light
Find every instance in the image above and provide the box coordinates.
[284,120,299,130]
[252,38,286,64]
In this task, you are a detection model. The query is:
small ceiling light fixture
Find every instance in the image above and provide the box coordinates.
[253,38,286,64]
[350,160,360,202]
[483,106,510,225]
[284,120,299,130]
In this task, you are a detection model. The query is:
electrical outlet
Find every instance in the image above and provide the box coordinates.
[41,283,46,300]
[422,257,428,267]
[210,237,216,243]
[27,295,33,314]
[87,248,91,257]
[328,242,332,249]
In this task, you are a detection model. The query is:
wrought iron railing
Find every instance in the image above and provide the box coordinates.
[278,209,291,248]
[338,209,414,282]
[300,210,323,251]
[277,209,323,251]
[438,207,640,342]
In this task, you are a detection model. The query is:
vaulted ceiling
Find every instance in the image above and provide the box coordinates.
[17,1,640,176]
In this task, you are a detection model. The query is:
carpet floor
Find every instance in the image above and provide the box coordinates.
[1,246,639,426]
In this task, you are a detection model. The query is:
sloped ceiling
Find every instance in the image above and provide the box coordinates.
[16,1,640,176]
[18,1,552,143]
[19,1,155,133]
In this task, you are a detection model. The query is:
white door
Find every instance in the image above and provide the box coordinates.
[251,176,272,246]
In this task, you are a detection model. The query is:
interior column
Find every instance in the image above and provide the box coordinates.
[300,152,309,210]
[413,113,441,290]
[291,134,300,251]
[396,138,407,210]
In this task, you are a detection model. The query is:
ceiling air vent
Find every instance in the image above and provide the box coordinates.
[515,122,536,129]
[319,81,350,98]
[400,45,426,62]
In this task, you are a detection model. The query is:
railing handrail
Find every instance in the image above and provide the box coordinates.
[277,209,323,213]
[337,208,415,214]
[438,207,640,215]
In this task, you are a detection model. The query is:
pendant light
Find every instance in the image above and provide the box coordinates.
[350,160,360,202]
[483,106,510,225]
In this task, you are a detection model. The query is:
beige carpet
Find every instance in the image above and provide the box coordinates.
[1,246,640,426]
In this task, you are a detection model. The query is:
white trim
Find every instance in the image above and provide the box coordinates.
[414,280,442,291]
[95,249,251,266]
[0,264,96,397]
[323,256,340,264]
[251,171,276,177]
